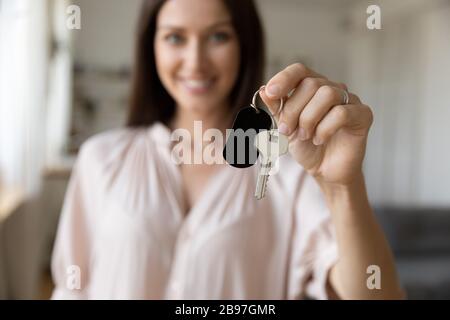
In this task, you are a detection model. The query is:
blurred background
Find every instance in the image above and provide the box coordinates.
[0,0,449,299]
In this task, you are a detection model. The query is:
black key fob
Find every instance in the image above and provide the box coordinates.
[223,107,272,168]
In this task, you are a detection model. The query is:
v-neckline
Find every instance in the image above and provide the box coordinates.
[149,122,237,226]
[175,163,232,221]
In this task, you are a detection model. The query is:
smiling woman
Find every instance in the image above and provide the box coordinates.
[127,0,264,127]
[154,3,240,109]
[50,0,404,300]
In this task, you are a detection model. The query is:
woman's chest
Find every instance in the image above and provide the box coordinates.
[94,164,295,263]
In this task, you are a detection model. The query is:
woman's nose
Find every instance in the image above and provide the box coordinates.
[183,39,208,73]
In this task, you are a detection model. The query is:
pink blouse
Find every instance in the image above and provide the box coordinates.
[51,123,338,300]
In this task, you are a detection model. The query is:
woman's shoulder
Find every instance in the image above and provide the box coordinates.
[78,127,141,161]
[76,123,172,171]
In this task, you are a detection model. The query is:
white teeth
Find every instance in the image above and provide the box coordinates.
[183,79,212,89]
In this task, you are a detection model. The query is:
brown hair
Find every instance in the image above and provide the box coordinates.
[126,0,265,127]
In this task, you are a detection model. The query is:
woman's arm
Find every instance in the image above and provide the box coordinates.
[260,63,404,299]
[51,141,99,299]
[319,173,404,299]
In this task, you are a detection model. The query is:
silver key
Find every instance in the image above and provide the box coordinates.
[254,129,289,200]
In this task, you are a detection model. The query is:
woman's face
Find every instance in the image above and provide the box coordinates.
[154,0,240,115]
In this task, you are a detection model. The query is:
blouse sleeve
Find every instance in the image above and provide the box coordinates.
[50,142,100,299]
[287,172,339,300]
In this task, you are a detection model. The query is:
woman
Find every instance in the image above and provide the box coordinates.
[51,0,404,299]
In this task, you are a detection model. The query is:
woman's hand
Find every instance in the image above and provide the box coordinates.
[260,64,405,299]
[260,63,374,187]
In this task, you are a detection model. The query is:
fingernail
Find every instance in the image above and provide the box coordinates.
[313,136,323,146]
[278,122,290,135]
[299,128,307,141]
[267,84,280,97]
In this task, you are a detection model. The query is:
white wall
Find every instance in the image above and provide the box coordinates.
[257,0,350,81]
[419,4,450,206]
[72,0,142,69]
[347,0,450,207]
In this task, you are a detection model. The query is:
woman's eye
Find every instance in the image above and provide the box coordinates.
[209,32,230,43]
[165,34,184,45]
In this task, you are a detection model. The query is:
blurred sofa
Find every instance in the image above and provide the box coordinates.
[375,207,450,299]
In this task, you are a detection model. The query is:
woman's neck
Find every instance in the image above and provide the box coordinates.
[170,104,233,139]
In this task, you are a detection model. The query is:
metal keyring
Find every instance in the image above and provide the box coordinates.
[250,85,285,116]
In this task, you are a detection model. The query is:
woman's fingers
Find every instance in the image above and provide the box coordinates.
[260,77,347,127]
[277,78,348,135]
[297,85,359,140]
[259,89,282,120]
[258,63,368,142]
[260,63,325,114]
[312,104,374,146]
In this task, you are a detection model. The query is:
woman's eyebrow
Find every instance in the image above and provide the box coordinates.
[206,20,233,29]
[157,20,232,31]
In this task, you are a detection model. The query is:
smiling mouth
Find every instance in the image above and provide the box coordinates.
[179,78,215,94]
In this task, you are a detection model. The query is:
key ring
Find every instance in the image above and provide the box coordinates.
[250,85,284,116]
[250,85,284,129]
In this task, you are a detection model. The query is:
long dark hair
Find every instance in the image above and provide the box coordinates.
[126,0,265,127]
